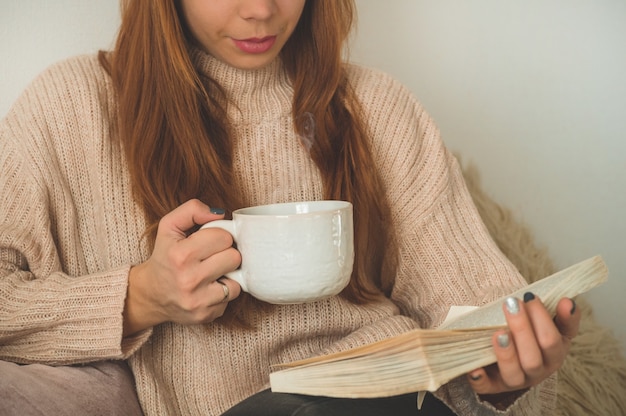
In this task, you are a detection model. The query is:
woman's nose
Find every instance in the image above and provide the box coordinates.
[238,0,277,21]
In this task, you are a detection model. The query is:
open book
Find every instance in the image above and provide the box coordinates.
[270,256,608,399]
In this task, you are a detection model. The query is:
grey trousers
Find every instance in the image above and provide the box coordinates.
[0,360,143,416]
[222,389,457,416]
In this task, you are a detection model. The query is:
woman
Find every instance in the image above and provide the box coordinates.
[0,1,579,415]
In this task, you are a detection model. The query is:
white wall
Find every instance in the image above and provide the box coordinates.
[0,1,120,116]
[1,1,624,355]
[351,0,626,354]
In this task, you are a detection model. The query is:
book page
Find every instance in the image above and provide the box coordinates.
[270,256,608,398]
[441,255,607,330]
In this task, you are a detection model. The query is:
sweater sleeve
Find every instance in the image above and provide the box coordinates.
[351,66,557,414]
[0,57,151,365]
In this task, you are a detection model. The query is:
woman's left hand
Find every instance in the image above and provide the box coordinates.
[467,294,581,404]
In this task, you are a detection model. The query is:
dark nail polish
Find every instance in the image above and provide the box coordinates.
[210,207,225,215]
[470,373,483,381]
[570,299,577,315]
[523,292,535,303]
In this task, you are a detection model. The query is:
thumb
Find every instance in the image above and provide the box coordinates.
[554,297,580,342]
[158,199,224,239]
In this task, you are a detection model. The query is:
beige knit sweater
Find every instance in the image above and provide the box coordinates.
[0,51,556,415]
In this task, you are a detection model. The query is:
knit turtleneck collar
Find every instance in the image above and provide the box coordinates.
[190,47,294,125]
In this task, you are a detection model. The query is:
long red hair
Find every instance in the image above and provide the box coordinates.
[100,0,398,322]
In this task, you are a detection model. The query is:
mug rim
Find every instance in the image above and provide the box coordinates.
[233,200,352,217]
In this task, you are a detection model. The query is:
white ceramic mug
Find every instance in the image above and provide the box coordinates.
[200,200,354,304]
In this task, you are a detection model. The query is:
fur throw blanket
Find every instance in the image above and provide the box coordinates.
[462,164,626,415]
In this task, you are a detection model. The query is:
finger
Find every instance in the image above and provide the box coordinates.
[184,226,236,262]
[214,277,242,303]
[522,292,566,370]
[213,280,231,304]
[199,300,228,324]
[504,297,544,380]
[198,278,241,323]
[158,199,224,238]
[175,246,241,297]
[197,247,242,284]
[467,367,489,392]
[151,227,236,286]
[492,329,527,390]
[554,297,580,342]
[467,329,524,395]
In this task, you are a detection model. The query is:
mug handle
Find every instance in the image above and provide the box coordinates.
[200,220,247,292]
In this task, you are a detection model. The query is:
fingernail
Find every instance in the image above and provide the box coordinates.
[505,297,520,314]
[497,333,510,348]
[210,207,225,215]
[523,292,535,303]
[570,299,577,315]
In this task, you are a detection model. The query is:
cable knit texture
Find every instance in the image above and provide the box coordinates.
[0,51,555,415]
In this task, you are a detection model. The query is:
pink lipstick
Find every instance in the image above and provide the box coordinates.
[233,36,277,54]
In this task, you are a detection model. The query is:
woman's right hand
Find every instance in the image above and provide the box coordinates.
[123,199,242,336]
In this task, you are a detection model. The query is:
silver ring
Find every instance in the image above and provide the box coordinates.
[218,280,230,302]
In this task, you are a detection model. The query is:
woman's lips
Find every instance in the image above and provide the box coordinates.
[233,36,277,54]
